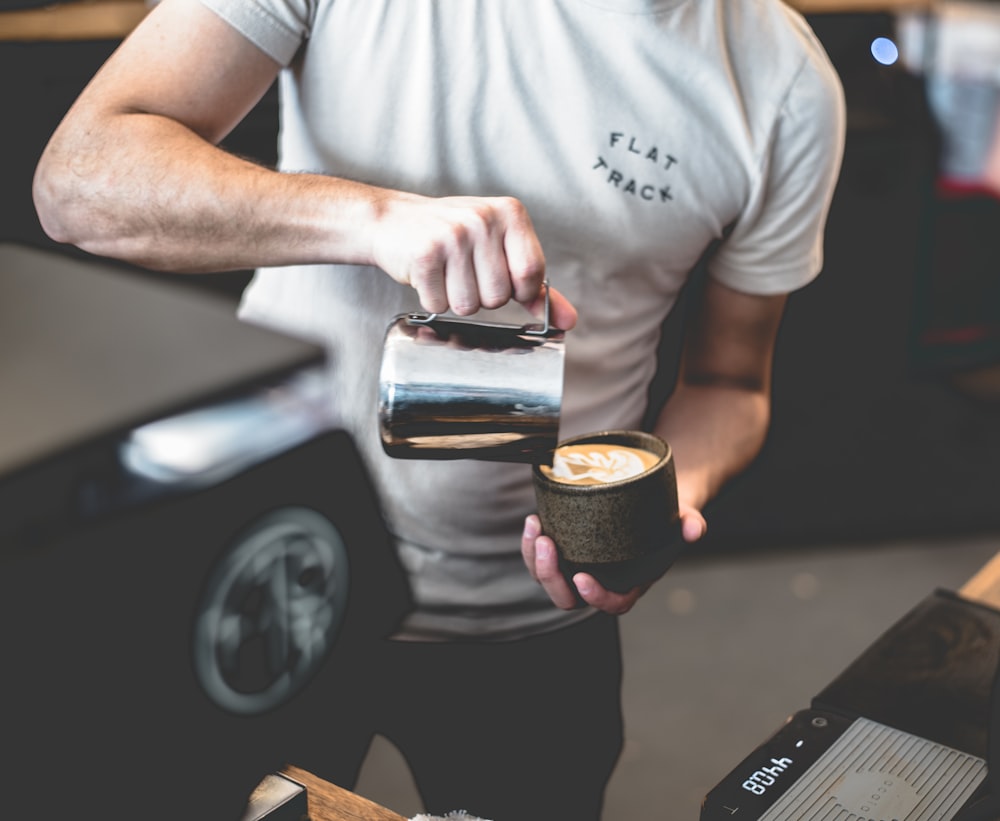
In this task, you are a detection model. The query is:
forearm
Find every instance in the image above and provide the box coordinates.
[652,381,771,513]
[32,109,573,323]
[33,111,383,273]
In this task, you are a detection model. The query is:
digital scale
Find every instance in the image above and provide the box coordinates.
[702,590,1000,821]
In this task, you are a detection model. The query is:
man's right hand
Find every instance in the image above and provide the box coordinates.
[370,192,578,329]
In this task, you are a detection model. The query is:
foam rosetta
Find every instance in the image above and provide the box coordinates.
[542,443,659,485]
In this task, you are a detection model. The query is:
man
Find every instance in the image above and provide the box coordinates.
[33,1,845,818]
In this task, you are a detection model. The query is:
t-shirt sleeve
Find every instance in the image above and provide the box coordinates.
[198,0,315,66]
[708,48,847,296]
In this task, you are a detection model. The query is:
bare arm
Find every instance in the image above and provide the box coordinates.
[653,278,787,524]
[32,0,577,325]
[523,277,787,613]
[33,0,311,272]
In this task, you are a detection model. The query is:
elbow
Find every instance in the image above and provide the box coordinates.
[33,140,171,270]
[32,149,85,247]
[32,140,128,257]
[31,116,167,268]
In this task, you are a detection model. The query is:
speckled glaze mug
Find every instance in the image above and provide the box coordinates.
[531,430,684,593]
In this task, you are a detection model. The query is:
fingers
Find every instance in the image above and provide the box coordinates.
[443,206,514,315]
[457,196,540,315]
[522,516,644,614]
[381,194,563,319]
[573,573,644,616]
[579,506,705,615]
[522,515,580,610]
[527,284,578,332]
[500,198,545,308]
[679,505,708,543]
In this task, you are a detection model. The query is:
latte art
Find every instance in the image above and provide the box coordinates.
[541,443,660,485]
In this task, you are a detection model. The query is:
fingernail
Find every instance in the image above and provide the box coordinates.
[577,578,593,596]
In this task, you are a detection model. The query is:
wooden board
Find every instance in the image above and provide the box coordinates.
[960,549,1000,609]
[281,765,408,821]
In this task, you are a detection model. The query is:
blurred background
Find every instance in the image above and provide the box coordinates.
[4,0,1000,818]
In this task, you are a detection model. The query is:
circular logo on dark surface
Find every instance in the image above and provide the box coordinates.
[193,507,349,715]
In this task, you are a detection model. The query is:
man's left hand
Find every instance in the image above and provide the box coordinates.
[521,508,706,615]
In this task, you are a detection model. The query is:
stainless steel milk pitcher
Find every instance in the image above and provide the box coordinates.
[378,284,566,463]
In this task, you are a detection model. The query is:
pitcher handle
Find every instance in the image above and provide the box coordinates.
[406,280,555,337]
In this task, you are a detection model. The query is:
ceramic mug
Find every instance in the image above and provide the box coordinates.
[532,429,684,593]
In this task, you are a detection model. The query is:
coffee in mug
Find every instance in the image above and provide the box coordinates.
[539,443,661,486]
[532,430,684,593]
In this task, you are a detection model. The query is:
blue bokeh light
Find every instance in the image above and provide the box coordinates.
[871,36,899,66]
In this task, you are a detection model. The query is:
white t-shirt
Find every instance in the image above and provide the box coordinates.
[200,0,846,640]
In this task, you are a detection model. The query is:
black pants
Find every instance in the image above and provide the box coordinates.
[309,612,624,821]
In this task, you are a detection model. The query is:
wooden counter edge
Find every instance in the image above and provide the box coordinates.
[0,0,938,44]
[280,764,408,821]
[791,0,934,12]
[0,0,148,42]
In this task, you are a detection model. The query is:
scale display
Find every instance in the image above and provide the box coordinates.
[701,709,988,821]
